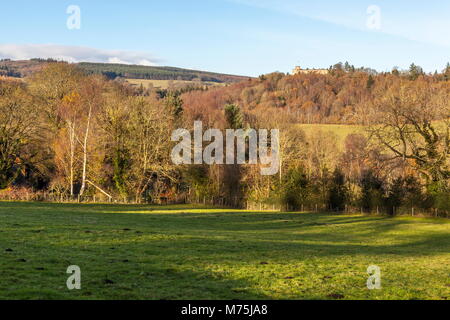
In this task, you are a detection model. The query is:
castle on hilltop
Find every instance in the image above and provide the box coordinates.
[292,66,328,75]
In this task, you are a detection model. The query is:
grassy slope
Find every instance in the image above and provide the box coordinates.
[296,121,445,150]
[0,202,448,300]
[297,124,366,149]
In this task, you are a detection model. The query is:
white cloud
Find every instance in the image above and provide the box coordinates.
[0,44,160,66]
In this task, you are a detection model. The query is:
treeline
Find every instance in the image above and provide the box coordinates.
[77,62,248,83]
[0,63,448,216]
[0,59,249,83]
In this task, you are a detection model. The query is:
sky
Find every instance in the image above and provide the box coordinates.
[0,0,449,76]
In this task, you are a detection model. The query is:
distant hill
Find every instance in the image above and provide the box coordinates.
[0,59,250,84]
[0,59,46,77]
[77,62,250,83]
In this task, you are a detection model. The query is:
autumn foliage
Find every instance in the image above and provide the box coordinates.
[0,62,448,215]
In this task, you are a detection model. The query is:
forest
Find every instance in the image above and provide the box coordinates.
[0,62,449,216]
[77,62,250,83]
[0,59,249,83]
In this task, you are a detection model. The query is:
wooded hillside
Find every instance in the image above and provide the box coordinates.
[181,63,450,124]
[0,62,448,216]
[0,59,250,83]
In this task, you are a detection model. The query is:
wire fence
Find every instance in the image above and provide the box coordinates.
[0,192,448,218]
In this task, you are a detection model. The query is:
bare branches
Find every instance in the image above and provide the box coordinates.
[368,79,450,182]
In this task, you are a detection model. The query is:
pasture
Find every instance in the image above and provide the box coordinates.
[297,124,366,149]
[0,202,448,300]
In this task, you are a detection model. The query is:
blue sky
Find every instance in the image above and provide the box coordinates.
[0,0,449,76]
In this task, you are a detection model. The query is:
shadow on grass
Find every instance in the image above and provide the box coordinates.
[24,207,448,259]
[1,201,449,299]
[0,253,269,300]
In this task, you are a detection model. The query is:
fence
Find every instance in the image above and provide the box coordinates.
[0,192,448,218]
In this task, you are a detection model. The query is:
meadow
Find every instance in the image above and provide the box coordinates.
[0,202,448,300]
[296,122,446,150]
[297,124,366,149]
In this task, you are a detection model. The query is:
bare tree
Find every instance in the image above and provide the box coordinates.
[57,91,83,196]
[0,80,40,188]
[368,80,450,183]
[127,96,174,202]
[77,77,104,196]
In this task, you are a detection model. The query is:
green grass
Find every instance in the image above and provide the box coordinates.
[0,201,449,300]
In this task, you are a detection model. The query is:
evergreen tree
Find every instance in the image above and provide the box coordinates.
[366,75,375,89]
[280,168,311,210]
[444,62,450,81]
[385,177,405,216]
[223,104,244,207]
[360,170,384,213]
[165,92,184,119]
[224,104,243,129]
[328,169,349,211]
[409,63,424,80]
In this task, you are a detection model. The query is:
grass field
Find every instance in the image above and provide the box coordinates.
[0,202,449,300]
[297,124,366,149]
[296,121,446,150]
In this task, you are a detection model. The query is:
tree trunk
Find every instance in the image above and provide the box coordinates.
[68,122,75,197]
[79,105,92,196]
